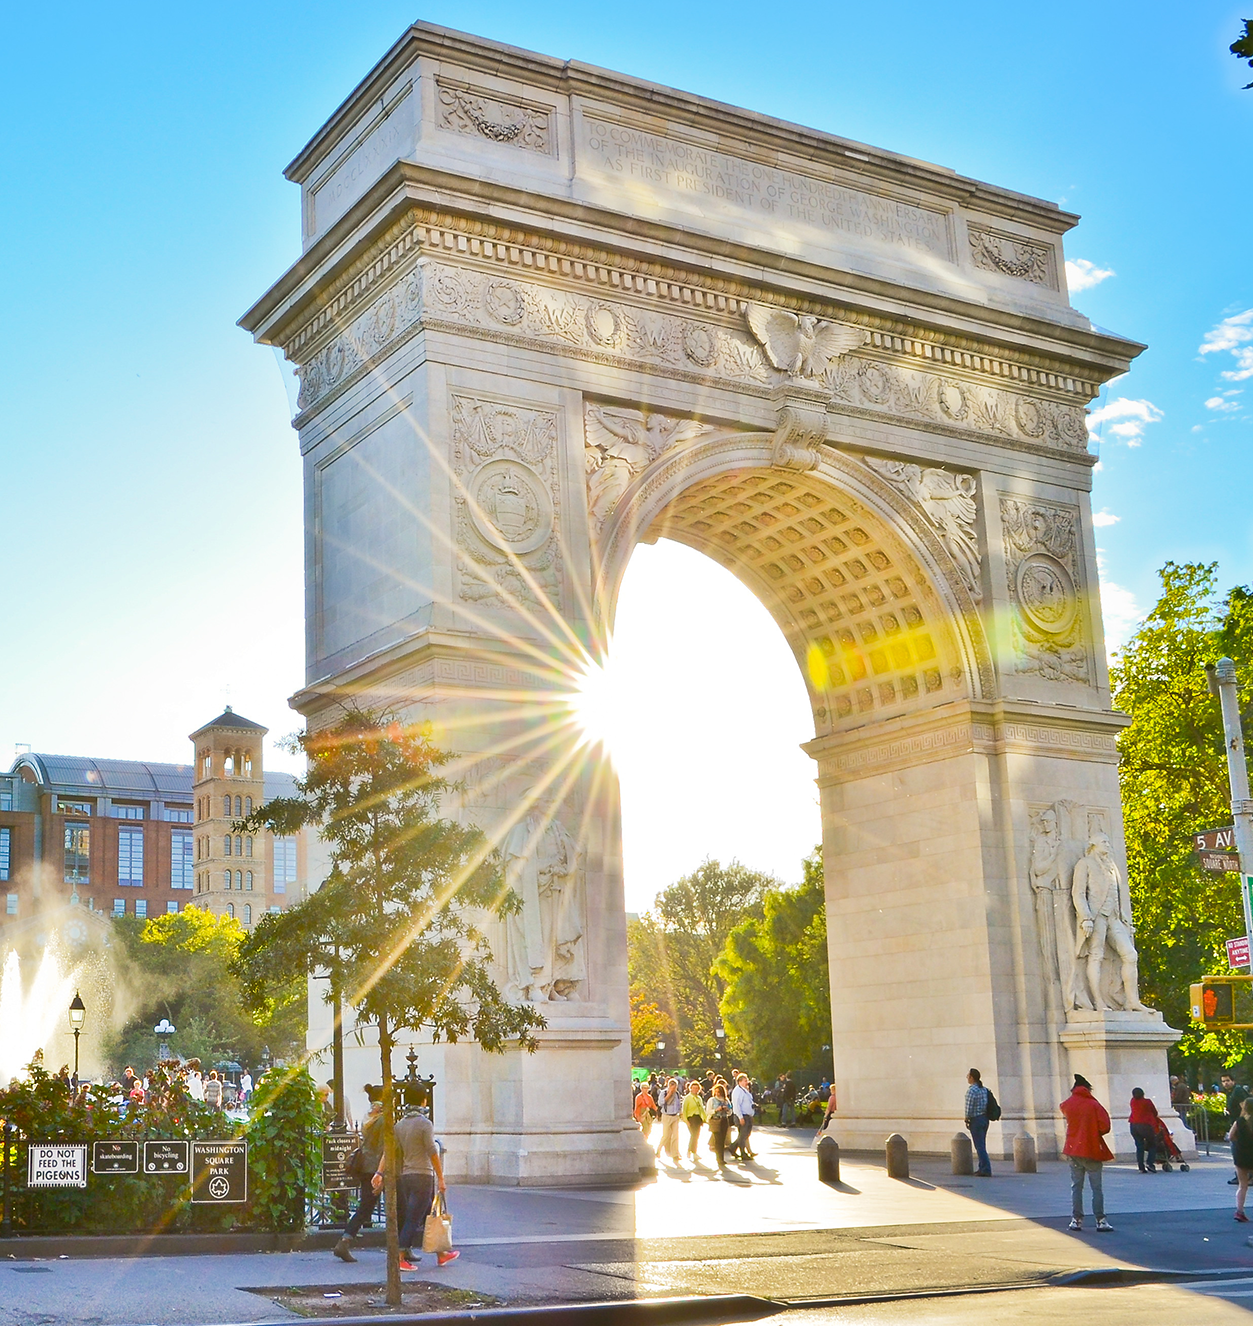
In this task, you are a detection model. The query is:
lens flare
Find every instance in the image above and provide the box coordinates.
[566,648,619,757]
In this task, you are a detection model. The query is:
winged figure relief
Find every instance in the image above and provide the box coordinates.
[584,406,709,530]
[745,303,869,380]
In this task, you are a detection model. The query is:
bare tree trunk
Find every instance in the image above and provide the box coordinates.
[379,1017,401,1308]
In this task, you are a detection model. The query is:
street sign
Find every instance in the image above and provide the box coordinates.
[1229,936,1252,970]
[28,1144,87,1188]
[143,1140,188,1175]
[190,1141,247,1204]
[92,1141,139,1174]
[322,1131,361,1193]
[1195,826,1241,872]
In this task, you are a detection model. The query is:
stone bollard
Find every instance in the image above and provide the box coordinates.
[951,1132,974,1175]
[1014,1132,1037,1173]
[817,1135,841,1187]
[886,1133,909,1179]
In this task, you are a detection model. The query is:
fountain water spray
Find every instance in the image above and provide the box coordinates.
[0,945,82,1085]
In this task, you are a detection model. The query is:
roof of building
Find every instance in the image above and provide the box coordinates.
[8,756,301,804]
[190,707,269,737]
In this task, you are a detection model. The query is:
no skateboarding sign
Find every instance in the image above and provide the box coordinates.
[190,1141,247,1204]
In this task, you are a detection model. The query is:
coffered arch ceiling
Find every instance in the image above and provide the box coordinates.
[599,438,991,740]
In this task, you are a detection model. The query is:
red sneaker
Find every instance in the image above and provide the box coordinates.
[398,1257,416,1270]
[437,1250,461,1266]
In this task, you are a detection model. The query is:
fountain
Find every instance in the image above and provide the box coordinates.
[0,945,82,1085]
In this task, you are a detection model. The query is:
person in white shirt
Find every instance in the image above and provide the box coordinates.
[730,1074,756,1161]
[239,1071,253,1104]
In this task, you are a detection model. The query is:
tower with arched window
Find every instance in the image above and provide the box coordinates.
[189,707,268,925]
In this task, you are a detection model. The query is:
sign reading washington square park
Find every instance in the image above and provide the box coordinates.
[239,23,1177,1184]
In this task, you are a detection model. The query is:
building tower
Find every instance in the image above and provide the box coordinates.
[190,708,267,927]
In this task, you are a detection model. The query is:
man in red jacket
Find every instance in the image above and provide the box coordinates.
[1061,1074,1115,1232]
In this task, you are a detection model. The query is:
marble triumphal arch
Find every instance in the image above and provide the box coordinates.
[243,24,1182,1184]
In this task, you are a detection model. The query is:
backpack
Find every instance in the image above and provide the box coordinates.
[985,1087,1002,1122]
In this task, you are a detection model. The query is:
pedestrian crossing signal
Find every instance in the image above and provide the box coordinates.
[1191,981,1236,1026]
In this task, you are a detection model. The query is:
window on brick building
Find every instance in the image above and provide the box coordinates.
[6,894,16,915]
[244,904,251,924]
[235,870,242,890]
[224,835,232,856]
[135,899,147,919]
[269,905,281,914]
[59,798,92,816]
[227,902,235,919]
[245,837,252,857]
[223,796,231,817]
[165,806,192,823]
[113,804,145,820]
[245,796,252,815]
[233,796,241,817]
[245,870,253,891]
[64,823,90,884]
[171,832,193,889]
[273,837,296,894]
[112,898,125,917]
[0,790,12,812]
[167,901,178,914]
[0,827,9,881]
[223,870,232,890]
[118,828,144,886]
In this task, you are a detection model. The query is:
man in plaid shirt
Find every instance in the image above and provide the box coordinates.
[964,1068,992,1176]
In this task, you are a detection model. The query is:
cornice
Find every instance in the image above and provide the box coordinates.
[283,23,1079,239]
[242,168,1138,397]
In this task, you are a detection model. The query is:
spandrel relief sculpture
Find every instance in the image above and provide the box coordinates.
[503,808,587,1003]
[583,404,709,532]
[1029,801,1149,1016]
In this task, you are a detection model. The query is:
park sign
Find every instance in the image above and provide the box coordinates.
[1195,826,1241,873]
[92,1141,139,1174]
[322,1131,360,1193]
[190,1141,247,1204]
[28,1144,87,1188]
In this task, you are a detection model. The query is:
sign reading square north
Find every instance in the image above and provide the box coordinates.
[28,1144,87,1188]
[92,1141,139,1174]
[191,1141,246,1204]
[144,1140,188,1174]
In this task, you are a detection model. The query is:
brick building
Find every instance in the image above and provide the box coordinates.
[0,707,312,932]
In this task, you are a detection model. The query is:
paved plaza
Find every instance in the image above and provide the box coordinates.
[3,1128,1253,1325]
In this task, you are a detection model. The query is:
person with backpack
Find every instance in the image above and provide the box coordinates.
[963,1068,999,1176]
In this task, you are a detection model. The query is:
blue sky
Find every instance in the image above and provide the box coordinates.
[2,3,1249,908]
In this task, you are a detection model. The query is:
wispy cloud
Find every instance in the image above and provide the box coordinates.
[1206,395,1242,413]
[1092,509,1121,527]
[1066,258,1115,293]
[1199,309,1253,381]
[1086,397,1163,447]
[1097,552,1142,656]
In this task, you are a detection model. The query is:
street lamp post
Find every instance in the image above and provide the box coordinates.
[715,1026,726,1062]
[656,1040,666,1070]
[153,1018,176,1061]
[68,992,85,1088]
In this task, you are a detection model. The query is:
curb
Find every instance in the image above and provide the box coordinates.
[1,1230,327,1259]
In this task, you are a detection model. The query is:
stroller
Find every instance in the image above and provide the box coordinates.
[1152,1116,1191,1172]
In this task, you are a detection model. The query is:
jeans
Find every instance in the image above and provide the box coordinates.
[732,1115,754,1157]
[968,1115,991,1174]
[344,1180,379,1238]
[709,1120,728,1167]
[1129,1122,1157,1170]
[397,1172,435,1252]
[1069,1156,1105,1219]
[781,1101,796,1126]
[686,1118,702,1155]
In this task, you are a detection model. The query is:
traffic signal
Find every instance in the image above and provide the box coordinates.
[1191,981,1236,1026]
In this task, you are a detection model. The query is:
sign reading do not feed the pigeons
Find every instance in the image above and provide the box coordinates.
[190,1141,247,1204]
[28,1144,87,1188]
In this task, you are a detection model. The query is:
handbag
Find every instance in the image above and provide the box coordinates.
[344,1146,367,1182]
[422,1190,453,1254]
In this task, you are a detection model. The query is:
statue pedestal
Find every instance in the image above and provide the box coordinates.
[1059,1010,1191,1159]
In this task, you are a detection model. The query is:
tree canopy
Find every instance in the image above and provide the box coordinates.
[1232,20,1253,89]
[106,905,304,1075]
[1111,561,1253,1065]
[716,847,831,1080]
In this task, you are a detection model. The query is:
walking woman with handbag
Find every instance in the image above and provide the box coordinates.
[335,1086,385,1263]
[705,1082,733,1170]
[682,1080,705,1161]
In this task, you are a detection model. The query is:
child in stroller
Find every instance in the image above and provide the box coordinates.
[1152,1116,1191,1172]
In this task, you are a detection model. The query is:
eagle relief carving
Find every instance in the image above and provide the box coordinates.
[745,303,868,381]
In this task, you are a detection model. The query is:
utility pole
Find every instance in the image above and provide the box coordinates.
[1207,657,1253,961]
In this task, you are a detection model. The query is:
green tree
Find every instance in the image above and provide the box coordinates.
[232,708,544,1304]
[716,847,831,1080]
[628,859,772,1068]
[629,990,675,1062]
[1232,20,1253,88]
[105,906,305,1075]
[1111,562,1253,1067]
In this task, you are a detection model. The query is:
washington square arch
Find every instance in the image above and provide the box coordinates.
[241,23,1184,1185]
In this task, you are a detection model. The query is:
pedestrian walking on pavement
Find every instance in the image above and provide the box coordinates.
[634,1082,658,1143]
[731,1073,756,1161]
[1228,1096,1253,1222]
[682,1080,705,1160]
[372,1107,460,1270]
[203,1071,224,1110]
[657,1077,683,1163]
[1223,1073,1250,1184]
[1128,1087,1161,1173]
[706,1082,732,1170]
[335,1086,386,1263]
[1061,1074,1114,1232]
[963,1068,993,1177]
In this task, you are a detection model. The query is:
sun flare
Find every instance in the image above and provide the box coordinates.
[566,648,621,758]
